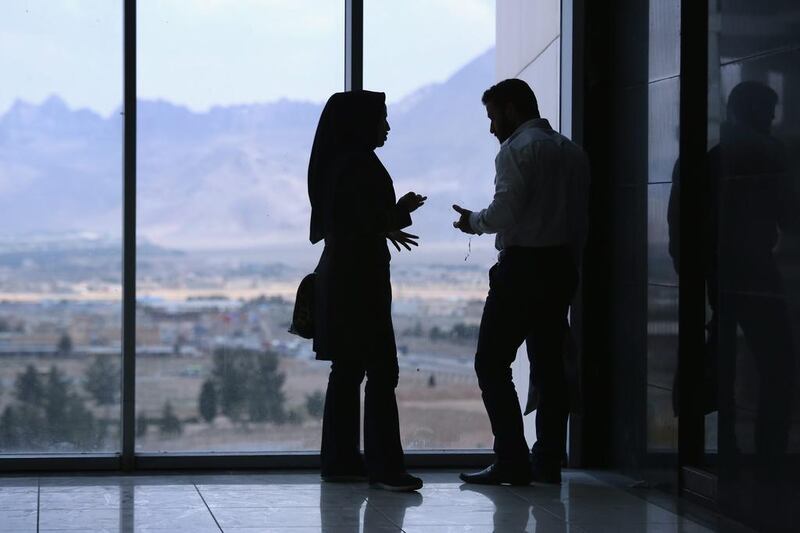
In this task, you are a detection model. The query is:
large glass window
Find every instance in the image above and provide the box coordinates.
[136,0,344,452]
[0,2,123,453]
[364,0,497,449]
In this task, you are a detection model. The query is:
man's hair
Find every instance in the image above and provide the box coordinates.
[482,79,540,119]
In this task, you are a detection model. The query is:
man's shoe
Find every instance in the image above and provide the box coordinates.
[370,473,423,492]
[459,463,532,486]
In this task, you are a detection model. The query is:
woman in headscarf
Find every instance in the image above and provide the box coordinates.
[308,90,426,491]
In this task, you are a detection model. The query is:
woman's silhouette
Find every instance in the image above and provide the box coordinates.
[308,90,426,491]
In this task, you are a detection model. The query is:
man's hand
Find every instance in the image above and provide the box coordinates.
[398,192,427,213]
[387,230,419,252]
[452,205,475,234]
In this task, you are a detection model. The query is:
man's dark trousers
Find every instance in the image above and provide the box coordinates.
[475,246,578,467]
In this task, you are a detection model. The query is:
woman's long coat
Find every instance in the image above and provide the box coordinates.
[312,150,411,362]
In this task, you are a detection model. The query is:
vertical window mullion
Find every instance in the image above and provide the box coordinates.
[345,0,363,91]
[121,0,137,471]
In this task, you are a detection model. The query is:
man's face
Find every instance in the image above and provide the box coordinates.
[485,100,514,144]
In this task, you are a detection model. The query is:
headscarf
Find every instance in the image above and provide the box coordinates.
[308,90,387,244]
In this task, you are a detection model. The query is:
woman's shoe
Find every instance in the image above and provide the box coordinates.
[369,473,423,492]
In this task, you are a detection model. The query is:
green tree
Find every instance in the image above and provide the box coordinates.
[136,412,149,438]
[64,393,101,450]
[85,355,120,407]
[0,405,21,449]
[14,365,43,406]
[159,401,182,436]
[305,390,325,418]
[198,380,218,423]
[247,351,286,423]
[57,333,73,356]
[211,347,248,422]
[43,366,73,444]
[0,404,46,451]
[210,347,287,424]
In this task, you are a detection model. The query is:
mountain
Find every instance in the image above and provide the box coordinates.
[0,49,498,251]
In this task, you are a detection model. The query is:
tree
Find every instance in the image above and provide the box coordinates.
[429,326,444,342]
[85,355,120,408]
[159,401,182,436]
[43,366,72,444]
[247,351,286,423]
[57,333,73,356]
[198,380,218,423]
[211,347,248,422]
[14,365,43,406]
[305,390,325,418]
[5,365,101,451]
[136,412,149,438]
[0,406,21,449]
[64,393,102,450]
[210,347,287,424]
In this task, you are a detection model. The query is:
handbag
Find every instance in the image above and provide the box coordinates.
[288,272,316,339]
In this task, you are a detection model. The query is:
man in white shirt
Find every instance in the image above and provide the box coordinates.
[455,79,590,485]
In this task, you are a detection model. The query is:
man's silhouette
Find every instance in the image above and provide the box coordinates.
[455,79,590,485]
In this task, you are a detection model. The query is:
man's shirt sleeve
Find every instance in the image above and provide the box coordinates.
[469,144,530,235]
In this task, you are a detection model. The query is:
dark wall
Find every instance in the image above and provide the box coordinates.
[708,1,800,529]
[578,0,800,529]
[578,0,681,488]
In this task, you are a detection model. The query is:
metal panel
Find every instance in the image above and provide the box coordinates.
[0,455,120,473]
[677,0,708,470]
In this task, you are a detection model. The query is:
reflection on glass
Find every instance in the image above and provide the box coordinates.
[706,3,799,526]
[0,2,122,453]
[714,81,796,468]
[135,1,343,452]
[363,0,497,450]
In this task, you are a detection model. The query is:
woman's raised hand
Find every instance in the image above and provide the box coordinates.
[398,192,427,213]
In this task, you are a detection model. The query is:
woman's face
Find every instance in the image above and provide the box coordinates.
[375,107,390,148]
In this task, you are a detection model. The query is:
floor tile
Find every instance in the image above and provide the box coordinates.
[210,506,384,529]
[199,485,365,509]
[39,506,219,531]
[397,504,569,529]
[0,487,38,510]
[0,508,37,531]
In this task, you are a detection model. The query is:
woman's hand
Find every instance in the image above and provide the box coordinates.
[398,192,427,213]
[386,230,419,252]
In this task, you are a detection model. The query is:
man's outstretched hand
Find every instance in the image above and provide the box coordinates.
[452,205,475,234]
[387,230,419,252]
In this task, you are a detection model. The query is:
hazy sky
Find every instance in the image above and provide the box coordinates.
[1,0,495,116]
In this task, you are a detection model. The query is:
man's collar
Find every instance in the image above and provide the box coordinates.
[503,118,553,146]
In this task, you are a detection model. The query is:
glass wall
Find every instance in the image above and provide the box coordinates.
[0,2,123,453]
[707,0,800,528]
[363,0,497,449]
[0,0,552,460]
[136,0,343,452]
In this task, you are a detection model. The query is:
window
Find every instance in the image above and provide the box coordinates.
[136,0,343,452]
[0,1,123,453]
[364,0,497,449]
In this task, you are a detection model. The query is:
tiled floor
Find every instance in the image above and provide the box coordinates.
[0,470,753,532]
